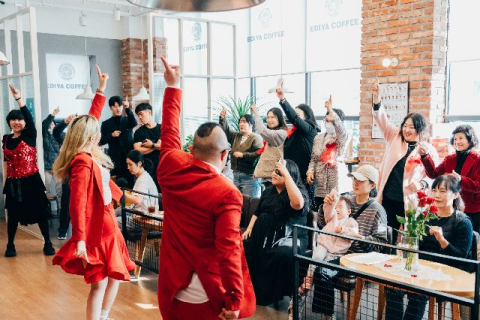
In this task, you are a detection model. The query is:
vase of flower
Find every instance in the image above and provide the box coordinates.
[402,236,419,272]
[397,191,438,273]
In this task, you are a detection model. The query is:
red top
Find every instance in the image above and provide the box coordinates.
[422,149,480,213]
[3,137,39,179]
[157,87,255,317]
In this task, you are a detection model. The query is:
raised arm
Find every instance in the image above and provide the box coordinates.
[251,104,287,147]
[8,85,36,139]
[219,109,237,144]
[159,56,182,155]
[123,98,137,129]
[42,110,57,136]
[421,154,446,179]
[372,83,399,142]
[275,162,304,210]
[88,65,108,120]
[325,98,349,152]
[279,99,315,134]
[322,189,339,224]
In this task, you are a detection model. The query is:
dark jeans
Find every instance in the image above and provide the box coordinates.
[385,288,428,320]
[465,211,480,234]
[382,196,404,242]
[58,182,70,236]
[312,257,340,315]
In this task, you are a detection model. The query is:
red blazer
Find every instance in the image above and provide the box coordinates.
[157,88,255,317]
[422,149,480,213]
[69,94,123,247]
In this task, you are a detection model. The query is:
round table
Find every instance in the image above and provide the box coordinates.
[339,253,475,320]
[132,212,163,278]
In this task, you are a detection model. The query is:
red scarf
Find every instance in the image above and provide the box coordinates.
[287,125,297,139]
[257,140,267,155]
[405,156,422,175]
[320,142,337,167]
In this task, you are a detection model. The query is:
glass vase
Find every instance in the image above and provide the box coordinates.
[402,236,419,273]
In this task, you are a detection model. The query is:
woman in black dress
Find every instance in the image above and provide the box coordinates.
[243,159,309,306]
[3,84,53,257]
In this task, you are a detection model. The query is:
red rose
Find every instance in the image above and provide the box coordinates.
[430,205,439,214]
[417,191,427,199]
[426,197,435,205]
[419,198,427,207]
[423,210,428,218]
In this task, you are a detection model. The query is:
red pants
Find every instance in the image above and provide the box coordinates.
[160,299,218,320]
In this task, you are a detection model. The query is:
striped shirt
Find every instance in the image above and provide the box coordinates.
[318,192,388,253]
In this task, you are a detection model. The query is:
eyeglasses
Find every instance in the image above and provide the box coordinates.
[220,143,231,154]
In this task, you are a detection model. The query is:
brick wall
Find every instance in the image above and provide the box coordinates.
[359,0,448,167]
[121,37,167,100]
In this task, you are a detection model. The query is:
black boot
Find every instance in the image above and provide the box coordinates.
[43,242,55,256]
[5,243,17,257]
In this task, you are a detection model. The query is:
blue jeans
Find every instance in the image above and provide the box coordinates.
[385,288,428,320]
[233,171,260,198]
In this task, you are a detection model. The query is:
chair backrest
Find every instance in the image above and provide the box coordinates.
[307,210,319,251]
[472,231,480,261]
[240,194,251,228]
[383,226,394,254]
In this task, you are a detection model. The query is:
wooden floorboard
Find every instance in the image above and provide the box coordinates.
[0,221,161,320]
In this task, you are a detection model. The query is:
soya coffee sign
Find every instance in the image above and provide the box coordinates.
[46,54,91,117]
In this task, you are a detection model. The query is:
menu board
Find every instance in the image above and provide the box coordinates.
[372,82,409,139]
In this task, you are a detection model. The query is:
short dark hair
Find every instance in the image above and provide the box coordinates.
[193,122,225,156]
[6,110,24,128]
[266,107,288,130]
[450,124,479,149]
[135,103,153,114]
[432,175,464,211]
[196,122,220,138]
[400,112,428,141]
[239,114,255,130]
[108,96,122,107]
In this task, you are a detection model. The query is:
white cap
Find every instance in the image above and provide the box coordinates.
[348,165,379,185]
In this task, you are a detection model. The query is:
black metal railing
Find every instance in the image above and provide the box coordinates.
[292,224,480,320]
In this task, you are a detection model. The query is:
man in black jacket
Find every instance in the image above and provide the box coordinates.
[100,96,137,186]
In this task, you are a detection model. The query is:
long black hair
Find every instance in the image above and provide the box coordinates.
[432,175,464,211]
[400,112,428,141]
[450,124,479,150]
[267,107,288,130]
[127,150,154,176]
[296,104,321,132]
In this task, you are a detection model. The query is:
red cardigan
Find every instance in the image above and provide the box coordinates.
[157,87,255,317]
[69,94,122,247]
[422,149,480,213]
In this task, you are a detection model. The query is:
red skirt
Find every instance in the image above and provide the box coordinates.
[52,203,135,284]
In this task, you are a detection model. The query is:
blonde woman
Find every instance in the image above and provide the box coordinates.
[52,66,135,320]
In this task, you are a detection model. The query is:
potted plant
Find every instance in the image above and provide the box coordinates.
[214,96,261,131]
[182,134,194,153]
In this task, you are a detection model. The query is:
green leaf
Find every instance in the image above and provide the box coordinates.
[396,216,406,224]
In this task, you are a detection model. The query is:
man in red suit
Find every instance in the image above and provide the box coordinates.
[156,57,255,319]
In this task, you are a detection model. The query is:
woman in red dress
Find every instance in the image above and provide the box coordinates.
[52,66,135,320]
[3,84,54,257]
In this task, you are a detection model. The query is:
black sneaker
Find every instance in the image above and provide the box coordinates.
[43,242,55,256]
[4,244,17,257]
[57,233,67,240]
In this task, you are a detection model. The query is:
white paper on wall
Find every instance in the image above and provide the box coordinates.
[372,82,409,139]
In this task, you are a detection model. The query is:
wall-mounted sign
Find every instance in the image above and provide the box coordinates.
[372,82,410,139]
[46,53,91,117]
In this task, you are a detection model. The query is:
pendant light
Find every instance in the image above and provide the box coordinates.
[268,0,293,94]
[133,15,150,102]
[0,51,10,65]
[76,12,95,100]
[127,0,266,12]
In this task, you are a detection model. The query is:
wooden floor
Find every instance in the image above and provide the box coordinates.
[0,221,288,320]
[0,221,161,320]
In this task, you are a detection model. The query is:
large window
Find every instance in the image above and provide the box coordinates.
[447,1,480,120]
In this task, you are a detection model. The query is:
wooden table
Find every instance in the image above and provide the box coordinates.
[133,212,163,278]
[340,253,475,320]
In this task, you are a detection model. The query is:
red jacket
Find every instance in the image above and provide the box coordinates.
[422,149,480,213]
[69,94,123,247]
[157,87,255,317]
